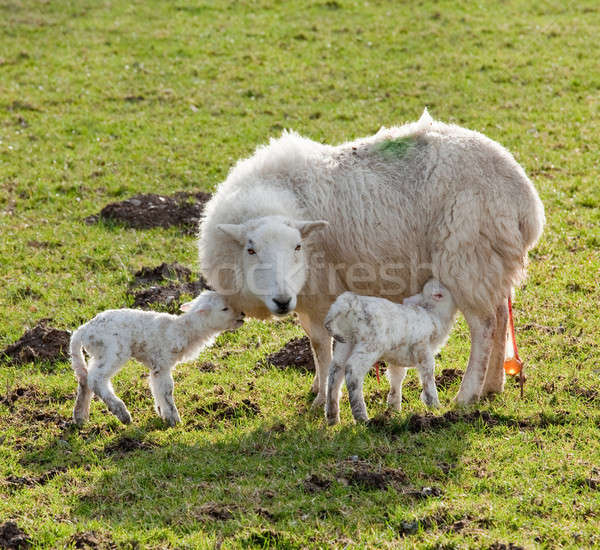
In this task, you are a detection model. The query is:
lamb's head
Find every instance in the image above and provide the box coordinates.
[404,279,456,318]
[180,291,245,331]
[217,215,328,316]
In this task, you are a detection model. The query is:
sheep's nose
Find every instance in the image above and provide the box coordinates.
[272,296,291,313]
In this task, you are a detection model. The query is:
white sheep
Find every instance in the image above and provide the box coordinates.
[324,279,457,424]
[199,109,545,407]
[70,291,244,426]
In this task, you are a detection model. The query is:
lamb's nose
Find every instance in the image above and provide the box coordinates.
[273,296,291,313]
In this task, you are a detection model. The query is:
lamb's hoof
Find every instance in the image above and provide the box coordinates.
[386,395,402,411]
[113,407,132,424]
[420,391,441,409]
[353,416,369,424]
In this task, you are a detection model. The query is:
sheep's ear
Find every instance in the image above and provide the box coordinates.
[180,301,192,312]
[217,223,246,245]
[294,220,329,238]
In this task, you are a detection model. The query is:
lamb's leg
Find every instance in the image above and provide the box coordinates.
[149,367,181,426]
[87,356,132,424]
[482,301,508,396]
[455,310,495,405]
[73,378,93,426]
[325,341,352,426]
[344,348,380,423]
[417,352,441,408]
[386,364,408,411]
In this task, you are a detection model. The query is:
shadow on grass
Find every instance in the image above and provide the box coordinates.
[11,402,580,546]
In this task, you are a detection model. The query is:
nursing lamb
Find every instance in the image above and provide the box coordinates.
[198,109,544,407]
[324,279,457,425]
[70,291,244,426]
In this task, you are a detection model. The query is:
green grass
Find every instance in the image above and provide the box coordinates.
[1,0,600,548]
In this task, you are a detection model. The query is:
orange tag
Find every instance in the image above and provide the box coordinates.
[504,357,523,376]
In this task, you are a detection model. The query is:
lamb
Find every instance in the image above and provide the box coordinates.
[198,109,545,407]
[70,291,244,426]
[324,279,457,425]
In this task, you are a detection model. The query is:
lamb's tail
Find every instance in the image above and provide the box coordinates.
[70,328,88,385]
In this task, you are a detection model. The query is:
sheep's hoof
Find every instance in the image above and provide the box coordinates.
[353,416,369,424]
[165,415,181,427]
[325,412,340,426]
[310,394,326,410]
[452,392,479,407]
[73,415,87,427]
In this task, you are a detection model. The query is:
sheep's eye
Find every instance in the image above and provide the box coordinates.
[295,244,301,251]
[247,248,256,255]
[222,307,229,311]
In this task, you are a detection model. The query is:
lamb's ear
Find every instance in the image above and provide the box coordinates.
[180,301,208,313]
[294,220,329,238]
[217,223,246,245]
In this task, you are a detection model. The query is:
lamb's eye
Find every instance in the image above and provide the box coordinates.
[222,307,229,311]
[295,244,301,251]
[247,248,256,255]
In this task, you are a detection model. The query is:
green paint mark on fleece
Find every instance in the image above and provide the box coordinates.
[376,136,415,158]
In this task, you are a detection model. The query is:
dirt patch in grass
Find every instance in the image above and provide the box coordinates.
[128,282,209,312]
[4,467,66,490]
[84,191,211,234]
[263,336,315,372]
[195,398,261,421]
[1,319,70,366]
[0,521,31,549]
[125,262,210,312]
[406,410,498,433]
[104,436,157,455]
[130,262,196,287]
[68,531,116,549]
[193,502,235,521]
[338,459,408,490]
[565,379,599,403]
[435,368,463,390]
[303,473,332,493]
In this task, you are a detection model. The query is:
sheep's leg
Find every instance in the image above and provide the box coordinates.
[482,301,508,396]
[386,364,408,411]
[455,311,495,405]
[149,367,181,426]
[87,356,132,424]
[73,377,93,426]
[344,348,380,423]
[417,353,441,408]
[307,324,333,409]
[325,341,353,425]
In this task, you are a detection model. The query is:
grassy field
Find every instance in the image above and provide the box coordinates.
[1,0,599,548]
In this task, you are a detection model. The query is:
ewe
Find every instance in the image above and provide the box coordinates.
[324,279,457,424]
[70,291,244,426]
[199,109,544,407]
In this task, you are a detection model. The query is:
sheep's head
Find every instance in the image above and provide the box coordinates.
[217,215,328,316]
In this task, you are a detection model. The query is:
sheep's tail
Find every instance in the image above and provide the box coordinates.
[70,328,88,384]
